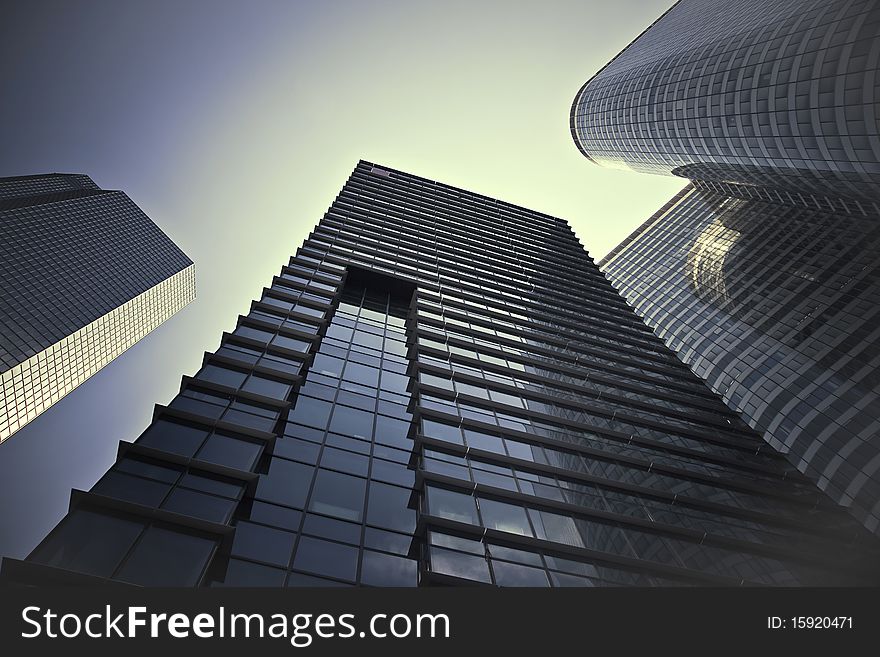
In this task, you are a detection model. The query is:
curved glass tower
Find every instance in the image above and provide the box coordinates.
[570,0,880,213]
[573,0,880,535]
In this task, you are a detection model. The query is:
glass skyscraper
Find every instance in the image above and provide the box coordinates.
[571,0,880,534]
[0,173,194,444]
[3,161,878,587]
[570,0,880,214]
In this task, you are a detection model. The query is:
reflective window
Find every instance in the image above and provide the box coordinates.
[308,470,366,522]
[421,419,463,444]
[231,521,295,567]
[288,397,332,429]
[329,405,373,439]
[492,561,550,587]
[92,472,171,507]
[427,486,479,525]
[196,433,262,471]
[478,498,533,537]
[117,526,216,587]
[292,536,359,581]
[30,509,143,578]
[256,458,314,509]
[242,375,291,400]
[138,420,208,457]
[360,550,418,586]
[366,482,415,533]
[161,488,236,523]
[195,364,247,389]
[430,546,491,583]
[216,559,286,587]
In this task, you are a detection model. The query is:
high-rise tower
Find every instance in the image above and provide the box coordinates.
[4,162,878,587]
[0,174,194,443]
[571,0,880,534]
[571,0,880,213]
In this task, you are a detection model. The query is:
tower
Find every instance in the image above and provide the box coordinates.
[4,162,877,586]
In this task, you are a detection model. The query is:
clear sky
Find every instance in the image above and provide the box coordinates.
[0,0,684,558]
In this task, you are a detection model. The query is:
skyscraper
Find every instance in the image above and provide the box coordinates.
[570,0,880,213]
[570,0,880,533]
[4,161,878,587]
[0,174,195,444]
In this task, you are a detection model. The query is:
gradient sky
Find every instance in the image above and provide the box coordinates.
[0,0,684,559]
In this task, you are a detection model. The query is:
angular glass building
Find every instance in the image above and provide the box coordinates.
[0,173,195,443]
[569,0,880,535]
[4,161,879,587]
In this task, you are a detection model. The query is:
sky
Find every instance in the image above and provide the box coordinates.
[0,0,684,559]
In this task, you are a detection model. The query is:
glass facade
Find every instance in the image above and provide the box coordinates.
[601,184,880,535]
[570,0,880,214]
[0,174,195,443]
[5,161,879,587]
[569,0,880,536]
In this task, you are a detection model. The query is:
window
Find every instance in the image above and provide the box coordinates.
[352,330,383,350]
[272,335,310,352]
[374,413,409,445]
[492,561,549,587]
[329,405,373,439]
[463,429,505,454]
[308,470,366,522]
[248,502,302,530]
[233,326,273,344]
[180,473,243,499]
[231,521,295,567]
[421,419,462,444]
[30,509,143,578]
[528,509,584,548]
[343,362,380,387]
[116,457,180,483]
[370,459,414,487]
[478,498,532,536]
[92,472,171,508]
[312,354,344,378]
[430,547,491,583]
[138,420,208,457]
[293,536,359,581]
[302,514,361,545]
[256,458,314,509]
[216,559,286,587]
[161,488,236,523]
[273,437,320,464]
[288,396,332,429]
[427,486,479,525]
[360,550,417,586]
[364,527,413,556]
[195,364,247,389]
[116,525,216,587]
[325,324,353,342]
[196,433,263,471]
[242,375,291,400]
[380,371,409,393]
[366,482,416,533]
[320,447,369,476]
[222,403,278,432]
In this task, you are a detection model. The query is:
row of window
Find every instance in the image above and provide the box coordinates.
[419,419,815,519]
[422,485,838,585]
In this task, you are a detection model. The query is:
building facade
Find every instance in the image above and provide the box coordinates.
[0,174,195,443]
[600,186,880,534]
[4,161,879,587]
[570,0,880,213]
[572,0,880,534]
